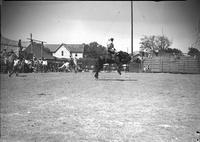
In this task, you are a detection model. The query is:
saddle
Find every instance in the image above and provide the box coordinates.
[107,50,119,60]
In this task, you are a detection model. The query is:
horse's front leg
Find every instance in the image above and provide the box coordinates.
[94,62,103,79]
[94,71,99,79]
[94,65,100,79]
[116,63,122,75]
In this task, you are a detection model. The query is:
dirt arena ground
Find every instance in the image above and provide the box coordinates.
[1,72,200,142]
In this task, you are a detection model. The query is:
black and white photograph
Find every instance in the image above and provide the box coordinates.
[1,0,200,141]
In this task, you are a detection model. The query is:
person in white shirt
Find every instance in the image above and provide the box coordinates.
[73,54,78,73]
[107,38,117,59]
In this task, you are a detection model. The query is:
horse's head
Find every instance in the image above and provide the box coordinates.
[131,54,143,63]
[8,53,18,63]
[116,51,132,64]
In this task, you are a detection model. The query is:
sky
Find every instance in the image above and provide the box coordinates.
[1,1,200,53]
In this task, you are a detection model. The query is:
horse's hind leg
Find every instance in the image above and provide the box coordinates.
[116,64,122,75]
[94,63,103,79]
[94,65,102,79]
[94,71,99,79]
[117,69,121,75]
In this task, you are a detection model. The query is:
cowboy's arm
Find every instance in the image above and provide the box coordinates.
[110,43,116,51]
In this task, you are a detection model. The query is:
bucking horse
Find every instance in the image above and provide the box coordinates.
[6,53,23,77]
[94,51,133,79]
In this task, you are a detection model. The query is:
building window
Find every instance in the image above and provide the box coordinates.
[61,51,64,56]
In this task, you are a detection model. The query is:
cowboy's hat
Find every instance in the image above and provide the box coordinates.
[109,38,114,41]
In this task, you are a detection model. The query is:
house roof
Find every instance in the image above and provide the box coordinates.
[44,43,84,53]
[44,44,60,52]
[24,42,54,60]
[62,44,84,53]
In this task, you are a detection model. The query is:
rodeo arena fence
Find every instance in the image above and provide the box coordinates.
[1,42,200,74]
[131,55,200,74]
[1,56,200,74]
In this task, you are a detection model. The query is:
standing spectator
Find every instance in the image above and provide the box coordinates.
[73,54,78,73]
[69,55,74,71]
[1,48,8,64]
[1,48,8,73]
[42,58,48,72]
[18,39,23,61]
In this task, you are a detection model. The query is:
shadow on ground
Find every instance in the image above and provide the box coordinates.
[16,75,27,77]
[37,93,51,96]
[98,78,138,81]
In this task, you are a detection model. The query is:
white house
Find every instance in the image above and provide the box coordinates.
[45,43,84,59]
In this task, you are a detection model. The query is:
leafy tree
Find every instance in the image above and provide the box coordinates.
[157,35,172,51]
[84,42,107,58]
[188,47,200,57]
[140,35,172,54]
[164,48,183,55]
[140,35,156,52]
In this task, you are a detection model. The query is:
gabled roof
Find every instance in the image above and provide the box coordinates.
[44,43,84,53]
[24,42,54,59]
[44,44,60,52]
[62,44,84,53]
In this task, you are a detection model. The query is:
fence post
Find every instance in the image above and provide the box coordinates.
[161,56,163,73]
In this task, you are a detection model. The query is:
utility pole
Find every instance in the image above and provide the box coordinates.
[161,27,164,54]
[30,33,33,54]
[131,0,133,56]
[41,42,43,59]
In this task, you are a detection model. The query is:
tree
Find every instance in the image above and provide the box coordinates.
[188,47,200,57]
[164,48,183,55]
[140,35,172,54]
[84,42,107,58]
[140,35,156,52]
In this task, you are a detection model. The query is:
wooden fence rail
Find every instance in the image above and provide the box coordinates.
[142,56,200,74]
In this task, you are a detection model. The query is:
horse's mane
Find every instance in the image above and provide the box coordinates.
[117,51,129,58]
[116,51,131,64]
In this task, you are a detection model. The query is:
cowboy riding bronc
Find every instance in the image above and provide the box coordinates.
[107,38,117,59]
